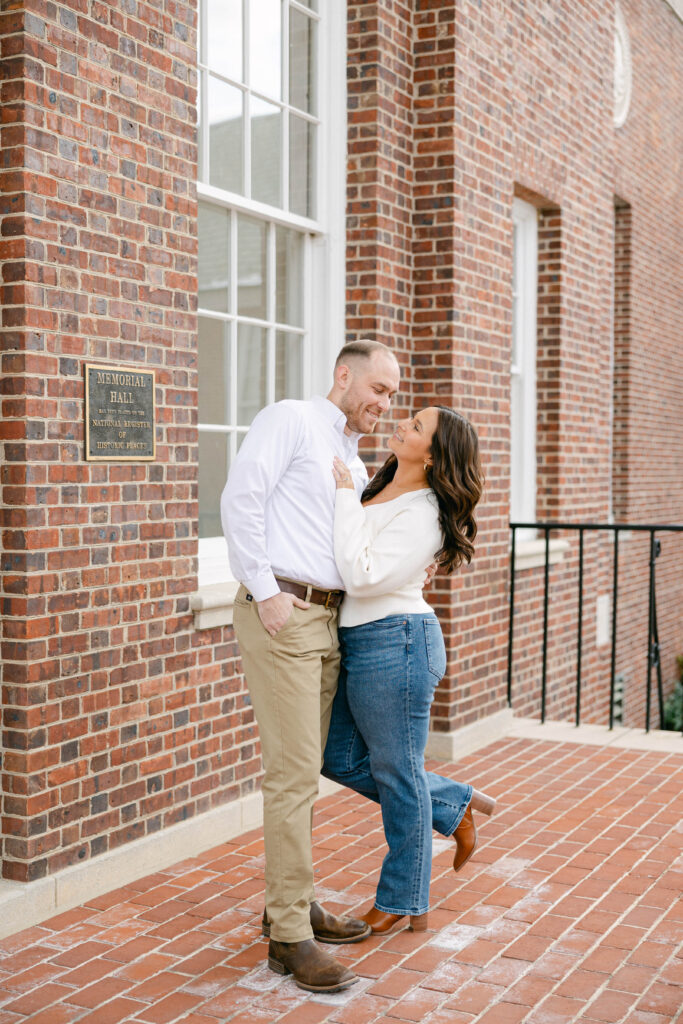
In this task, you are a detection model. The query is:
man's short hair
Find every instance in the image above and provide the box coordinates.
[334,339,396,368]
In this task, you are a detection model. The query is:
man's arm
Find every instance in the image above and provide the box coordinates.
[220,403,309,635]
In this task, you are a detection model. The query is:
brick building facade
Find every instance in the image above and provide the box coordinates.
[1,0,681,914]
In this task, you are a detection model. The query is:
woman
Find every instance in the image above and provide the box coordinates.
[322,405,495,934]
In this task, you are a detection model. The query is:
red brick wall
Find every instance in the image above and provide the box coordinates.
[610,0,683,727]
[347,0,682,733]
[612,200,632,524]
[1,0,681,885]
[410,1,511,729]
[346,0,415,475]
[0,0,210,881]
[535,205,562,522]
[346,0,619,729]
[346,2,414,352]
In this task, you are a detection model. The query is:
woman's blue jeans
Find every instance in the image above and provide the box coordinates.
[322,614,472,916]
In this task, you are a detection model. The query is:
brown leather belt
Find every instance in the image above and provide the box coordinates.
[275,577,344,609]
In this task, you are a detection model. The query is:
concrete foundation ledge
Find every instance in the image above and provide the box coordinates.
[425,708,682,760]
[5,711,674,941]
[0,777,340,941]
[507,716,683,752]
[426,707,515,762]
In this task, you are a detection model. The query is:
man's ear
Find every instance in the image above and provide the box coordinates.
[334,362,352,390]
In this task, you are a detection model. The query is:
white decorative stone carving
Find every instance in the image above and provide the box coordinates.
[614,2,633,128]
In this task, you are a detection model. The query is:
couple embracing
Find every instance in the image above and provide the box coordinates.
[221,340,495,994]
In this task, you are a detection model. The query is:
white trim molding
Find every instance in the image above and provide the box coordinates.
[614,3,633,128]
[191,580,240,629]
[514,537,570,571]
[196,0,348,590]
[510,198,538,545]
[426,707,515,762]
[663,0,683,20]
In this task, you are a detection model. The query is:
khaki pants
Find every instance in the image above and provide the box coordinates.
[232,585,341,942]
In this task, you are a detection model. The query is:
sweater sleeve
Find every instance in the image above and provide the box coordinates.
[333,489,442,598]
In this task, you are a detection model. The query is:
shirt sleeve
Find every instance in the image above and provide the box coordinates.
[333,489,442,598]
[221,403,302,601]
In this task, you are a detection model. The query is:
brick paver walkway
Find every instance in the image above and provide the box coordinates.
[0,736,681,1023]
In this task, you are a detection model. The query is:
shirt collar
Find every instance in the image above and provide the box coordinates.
[310,395,361,442]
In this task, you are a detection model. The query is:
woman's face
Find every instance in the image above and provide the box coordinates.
[388,407,439,468]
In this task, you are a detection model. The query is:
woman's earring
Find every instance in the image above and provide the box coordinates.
[424,463,429,472]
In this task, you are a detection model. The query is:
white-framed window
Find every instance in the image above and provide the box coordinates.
[196,0,347,588]
[510,198,538,543]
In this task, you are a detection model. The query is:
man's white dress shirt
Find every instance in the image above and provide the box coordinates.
[221,396,368,602]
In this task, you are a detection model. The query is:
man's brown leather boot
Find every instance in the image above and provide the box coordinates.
[267,938,358,992]
[262,900,371,944]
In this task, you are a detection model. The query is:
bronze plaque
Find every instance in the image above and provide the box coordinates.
[84,364,156,461]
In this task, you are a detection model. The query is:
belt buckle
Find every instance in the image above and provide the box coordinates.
[324,590,334,609]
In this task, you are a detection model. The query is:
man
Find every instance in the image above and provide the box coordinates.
[221,340,401,993]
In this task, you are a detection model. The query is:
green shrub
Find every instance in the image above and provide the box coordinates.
[661,655,683,731]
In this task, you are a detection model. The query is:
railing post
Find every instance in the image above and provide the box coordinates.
[609,529,620,731]
[575,528,584,726]
[508,519,681,735]
[541,527,550,723]
[507,527,517,708]
[646,530,655,733]
[653,540,664,729]
[646,532,663,732]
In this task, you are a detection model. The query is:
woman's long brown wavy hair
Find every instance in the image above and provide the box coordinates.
[361,407,483,573]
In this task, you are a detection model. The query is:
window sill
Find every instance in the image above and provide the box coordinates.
[190,581,240,630]
[514,538,570,571]
[192,543,571,623]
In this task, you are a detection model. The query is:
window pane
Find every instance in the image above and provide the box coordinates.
[198,74,205,180]
[276,226,303,326]
[249,0,281,100]
[289,114,315,217]
[208,75,243,194]
[289,8,316,114]
[512,224,519,292]
[510,200,538,535]
[237,215,267,318]
[512,294,522,370]
[198,317,229,424]
[237,324,267,424]
[509,375,523,518]
[198,431,229,538]
[207,0,242,82]
[275,331,303,402]
[512,224,522,370]
[198,204,230,313]
[251,97,282,207]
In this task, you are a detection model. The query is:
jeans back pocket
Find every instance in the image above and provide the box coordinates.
[423,617,447,681]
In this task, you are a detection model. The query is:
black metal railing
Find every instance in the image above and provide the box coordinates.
[507,521,683,734]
